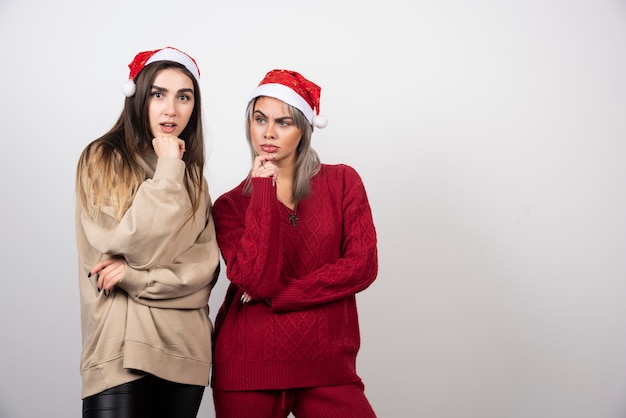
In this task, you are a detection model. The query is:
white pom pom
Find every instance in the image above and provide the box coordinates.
[121,80,136,97]
[313,114,328,129]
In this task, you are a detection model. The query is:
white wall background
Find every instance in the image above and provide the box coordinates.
[1,0,625,417]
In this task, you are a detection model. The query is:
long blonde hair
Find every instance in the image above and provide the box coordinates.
[76,61,205,221]
[242,97,320,204]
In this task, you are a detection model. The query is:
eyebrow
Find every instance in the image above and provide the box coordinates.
[151,85,195,95]
[253,109,292,121]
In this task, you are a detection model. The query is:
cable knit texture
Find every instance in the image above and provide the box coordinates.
[211,164,378,390]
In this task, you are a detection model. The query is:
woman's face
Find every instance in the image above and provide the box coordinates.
[148,68,195,138]
[250,96,303,167]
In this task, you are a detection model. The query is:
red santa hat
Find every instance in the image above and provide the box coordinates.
[249,69,328,129]
[122,47,200,97]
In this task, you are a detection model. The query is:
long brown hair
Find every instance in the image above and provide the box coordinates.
[76,61,205,221]
[242,97,320,204]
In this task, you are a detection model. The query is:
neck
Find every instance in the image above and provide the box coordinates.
[276,176,296,211]
[276,164,295,180]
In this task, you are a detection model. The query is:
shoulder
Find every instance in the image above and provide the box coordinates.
[213,179,248,209]
[78,139,101,162]
[317,163,363,183]
[78,138,122,167]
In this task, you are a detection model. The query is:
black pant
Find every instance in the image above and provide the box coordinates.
[82,374,205,418]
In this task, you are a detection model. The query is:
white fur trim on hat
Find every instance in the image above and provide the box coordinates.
[121,79,136,97]
[313,114,328,129]
[146,48,200,81]
[249,83,315,125]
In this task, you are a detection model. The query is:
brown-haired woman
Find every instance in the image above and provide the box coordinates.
[75,47,219,418]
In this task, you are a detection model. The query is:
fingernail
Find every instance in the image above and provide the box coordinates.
[87,272,91,278]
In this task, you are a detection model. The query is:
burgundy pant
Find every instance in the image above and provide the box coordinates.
[213,381,376,418]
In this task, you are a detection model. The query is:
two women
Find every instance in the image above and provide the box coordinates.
[76,54,377,417]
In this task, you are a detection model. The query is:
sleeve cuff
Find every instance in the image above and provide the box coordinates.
[250,177,276,204]
[118,266,149,298]
[153,157,185,181]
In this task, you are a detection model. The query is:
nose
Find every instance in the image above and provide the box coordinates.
[164,98,177,117]
[264,122,276,140]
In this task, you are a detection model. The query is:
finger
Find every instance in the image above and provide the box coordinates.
[96,271,104,292]
[153,136,184,159]
[90,259,113,274]
[253,155,268,170]
[93,260,124,291]
[253,168,277,179]
[252,157,276,177]
[103,272,122,294]
[96,264,112,291]
[90,262,107,289]
[255,154,276,165]
[90,258,116,279]
[102,267,124,295]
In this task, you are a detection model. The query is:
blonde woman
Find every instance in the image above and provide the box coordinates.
[211,69,378,418]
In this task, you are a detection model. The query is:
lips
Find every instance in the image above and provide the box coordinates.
[260,144,279,153]
[160,122,177,134]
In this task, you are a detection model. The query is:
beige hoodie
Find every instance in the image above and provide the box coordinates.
[75,153,219,399]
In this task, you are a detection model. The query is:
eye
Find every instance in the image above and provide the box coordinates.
[255,116,266,124]
[178,94,192,102]
[278,119,292,127]
[151,91,163,98]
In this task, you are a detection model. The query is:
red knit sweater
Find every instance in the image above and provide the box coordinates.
[211,164,378,391]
